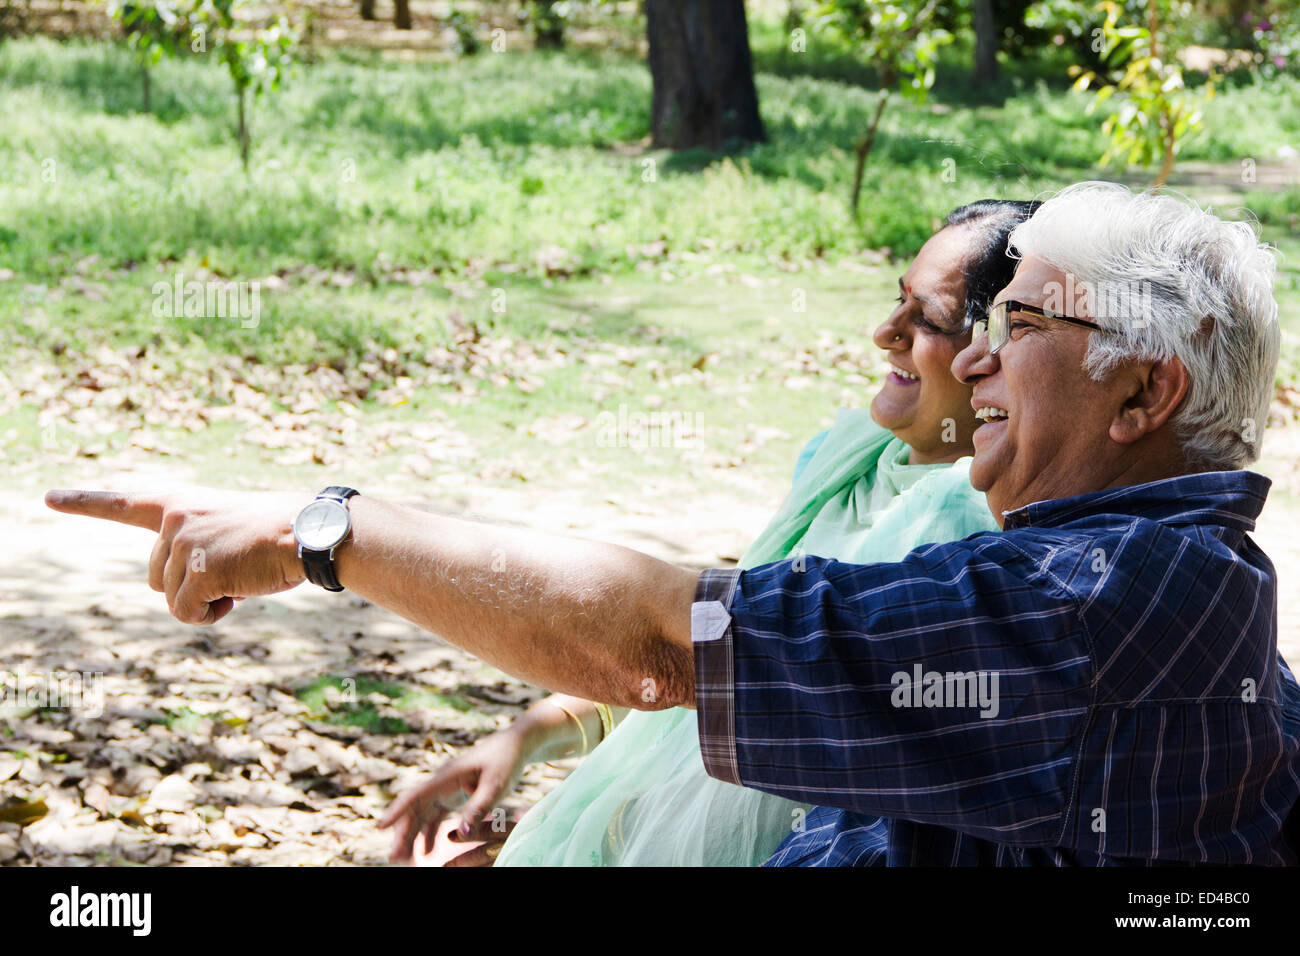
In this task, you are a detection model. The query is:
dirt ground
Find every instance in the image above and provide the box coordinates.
[2,425,1298,866]
[0,451,780,865]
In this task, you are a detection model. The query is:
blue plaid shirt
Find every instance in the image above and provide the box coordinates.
[692,471,1300,865]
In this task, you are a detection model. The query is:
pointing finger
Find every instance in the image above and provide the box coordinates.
[44,490,167,532]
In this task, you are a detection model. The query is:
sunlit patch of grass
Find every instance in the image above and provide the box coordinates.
[145,706,221,733]
[294,674,477,735]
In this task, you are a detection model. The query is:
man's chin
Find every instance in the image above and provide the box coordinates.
[968,452,997,493]
[969,425,1013,492]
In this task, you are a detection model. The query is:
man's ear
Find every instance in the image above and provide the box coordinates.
[1110,355,1190,446]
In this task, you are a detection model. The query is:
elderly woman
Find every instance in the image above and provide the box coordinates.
[379,199,1039,867]
[48,183,1300,865]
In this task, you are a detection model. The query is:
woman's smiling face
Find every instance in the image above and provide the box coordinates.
[869,224,980,463]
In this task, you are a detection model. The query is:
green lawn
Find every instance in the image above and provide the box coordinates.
[2,35,1298,490]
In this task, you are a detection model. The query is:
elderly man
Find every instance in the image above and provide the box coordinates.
[47,183,1299,865]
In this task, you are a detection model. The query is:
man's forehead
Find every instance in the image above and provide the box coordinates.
[995,255,1070,307]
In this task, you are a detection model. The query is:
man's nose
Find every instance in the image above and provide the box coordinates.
[952,329,997,384]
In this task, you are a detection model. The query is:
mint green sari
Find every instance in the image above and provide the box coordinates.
[495,408,998,866]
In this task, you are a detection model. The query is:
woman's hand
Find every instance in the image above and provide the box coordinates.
[380,694,605,865]
[379,724,532,865]
[419,815,522,867]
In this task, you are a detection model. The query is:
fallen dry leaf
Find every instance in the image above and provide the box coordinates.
[0,800,49,826]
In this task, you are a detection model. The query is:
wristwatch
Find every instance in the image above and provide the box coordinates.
[293,486,360,592]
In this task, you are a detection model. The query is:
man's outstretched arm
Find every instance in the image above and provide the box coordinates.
[44,489,698,710]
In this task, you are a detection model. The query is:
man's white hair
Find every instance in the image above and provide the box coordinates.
[1007,182,1280,471]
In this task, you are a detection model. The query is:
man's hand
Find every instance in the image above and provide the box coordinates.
[44,489,310,625]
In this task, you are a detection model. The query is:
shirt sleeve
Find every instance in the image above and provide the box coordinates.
[692,542,1094,846]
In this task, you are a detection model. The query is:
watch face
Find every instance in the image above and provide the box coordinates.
[294,498,351,551]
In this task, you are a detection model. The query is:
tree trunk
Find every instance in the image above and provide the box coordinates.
[359,0,375,22]
[644,0,765,151]
[784,1,803,33]
[237,86,250,171]
[850,90,890,218]
[533,1,565,48]
[1149,0,1172,190]
[1154,112,1177,189]
[972,0,998,88]
[394,0,411,31]
[303,10,317,64]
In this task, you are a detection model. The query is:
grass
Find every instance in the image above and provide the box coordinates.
[1,34,1298,491]
[294,674,483,735]
[4,35,1298,282]
[147,705,217,733]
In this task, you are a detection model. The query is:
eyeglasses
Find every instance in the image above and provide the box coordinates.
[972,300,1116,355]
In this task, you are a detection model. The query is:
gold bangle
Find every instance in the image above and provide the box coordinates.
[545,699,588,756]
[594,702,615,741]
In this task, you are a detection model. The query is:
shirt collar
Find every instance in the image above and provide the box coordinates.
[1001,470,1272,533]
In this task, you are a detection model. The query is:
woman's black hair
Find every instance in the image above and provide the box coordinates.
[943,199,1042,330]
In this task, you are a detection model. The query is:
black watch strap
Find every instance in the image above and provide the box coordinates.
[319,486,360,503]
[301,487,360,592]
[302,549,345,592]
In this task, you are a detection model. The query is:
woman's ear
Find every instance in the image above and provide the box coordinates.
[1109,355,1190,446]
